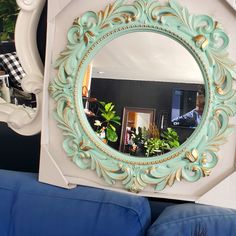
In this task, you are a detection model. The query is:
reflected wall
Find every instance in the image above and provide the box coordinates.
[88,78,202,151]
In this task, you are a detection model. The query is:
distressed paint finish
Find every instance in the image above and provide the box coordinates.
[50,0,236,193]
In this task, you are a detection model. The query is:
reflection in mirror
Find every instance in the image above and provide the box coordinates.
[119,107,156,156]
[82,32,204,157]
[0,1,36,117]
[171,88,205,129]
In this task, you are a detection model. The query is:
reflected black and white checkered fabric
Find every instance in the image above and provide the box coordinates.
[0,52,25,89]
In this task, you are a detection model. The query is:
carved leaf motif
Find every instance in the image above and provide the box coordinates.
[168,172,176,186]
[185,149,198,163]
[176,168,182,182]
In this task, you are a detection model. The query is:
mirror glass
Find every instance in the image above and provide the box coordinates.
[82,32,204,157]
[0,1,36,116]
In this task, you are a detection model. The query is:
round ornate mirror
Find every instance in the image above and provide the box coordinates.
[82,32,204,157]
[50,0,236,193]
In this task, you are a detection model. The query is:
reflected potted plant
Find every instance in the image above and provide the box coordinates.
[144,127,180,156]
[129,127,146,156]
[128,124,180,157]
[94,101,121,144]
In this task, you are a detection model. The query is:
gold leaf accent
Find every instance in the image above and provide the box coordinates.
[185,149,198,162]
[176,168,182,182]
[81,146,92,151]
[118,163,123,169]
[125,16,132,23]
[101,23,110,29]
[73,17,80,25]
[87,31,95,37]
[214,21,220,29]
[201,157,207,165]
[66,101,71,108]
[79,140,92,151]
[168,172,176,186]
[76,32,81,39]
[104,4,110,16]
[83,34,89,45]
[217,87,224,95]
[152,15,158,20]
[192,149,198,159]
[193,34,204,42]
[162,13,176,17]
[193,35,209,49]
[98,10,104,18]
[113,17,122,23]
[201,38,209,49]
[122,13,129,18]
[202,167,211,177]
[108,3,114,16]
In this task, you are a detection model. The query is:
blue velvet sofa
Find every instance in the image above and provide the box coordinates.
[1,169,236,236]
[0,170,150,236]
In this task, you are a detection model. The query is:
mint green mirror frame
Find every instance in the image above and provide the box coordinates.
[50,0,236,193]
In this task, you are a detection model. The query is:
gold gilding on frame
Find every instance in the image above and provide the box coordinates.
[162,13,176,17]
[201,157,207,165]
[214,21,220,29]
[185,149,198,163]
[175,168,182,182]
[66,100,71,108]
[192,166,198,172]
[217,87,224,95]
[202,167,211,177]
[201,39,209,49]
[193,35,209,49]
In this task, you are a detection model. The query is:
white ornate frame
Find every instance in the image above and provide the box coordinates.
[0,0,45,135]
[39,0,236,209]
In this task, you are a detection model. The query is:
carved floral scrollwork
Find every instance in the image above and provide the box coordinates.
[16,0,42,11]
[50,0,236,192]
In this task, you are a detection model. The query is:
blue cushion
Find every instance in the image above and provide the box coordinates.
[0,170,151,236]
[147,203,236,236]
[0,170,37,236]
[0,186,14,236]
